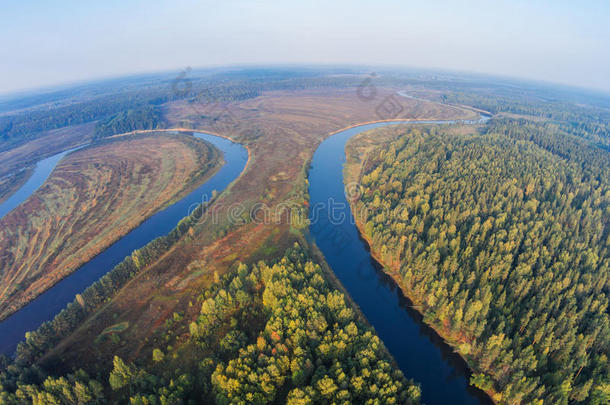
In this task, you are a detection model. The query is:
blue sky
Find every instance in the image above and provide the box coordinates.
[1,0,609,94]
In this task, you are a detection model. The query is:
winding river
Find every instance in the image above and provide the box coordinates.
[1,117,492,404]
[308,120,492,405]
[0,133,248,355]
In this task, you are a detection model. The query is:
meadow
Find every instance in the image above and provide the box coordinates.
[0,133,221,320]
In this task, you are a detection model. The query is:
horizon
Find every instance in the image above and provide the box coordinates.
[1,0,609,95]
[2,63,610,102]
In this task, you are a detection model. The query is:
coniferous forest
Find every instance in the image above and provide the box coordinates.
[1,66,609,405]
[353,120,609,404]
[0,244,420,404]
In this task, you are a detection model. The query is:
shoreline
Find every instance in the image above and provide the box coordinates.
[0,166,34,206]
[343,137,499,403]
[351,209,500,402]
[0,134,225,322]
[109,127,253,178]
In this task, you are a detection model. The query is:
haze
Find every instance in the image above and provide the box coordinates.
[1,0,609,94]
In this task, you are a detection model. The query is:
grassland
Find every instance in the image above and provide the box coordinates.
[39,87,478,372]
[0,133,222,320]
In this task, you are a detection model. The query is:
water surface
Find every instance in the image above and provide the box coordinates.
[0,147,82,220]
[308,120,492,405]
[0,133,247,355]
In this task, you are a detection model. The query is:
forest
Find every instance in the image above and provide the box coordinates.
[438,90,610,149]
[93,106,165,139]
[353,120,609,404]
[10,195,215,367]
[0,71,363,151]
[0,244,420,404]
[1,68,610,404]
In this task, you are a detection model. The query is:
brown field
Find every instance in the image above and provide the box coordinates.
[0,133,222,320]
[40,87,480,372]
[0,123,95,202]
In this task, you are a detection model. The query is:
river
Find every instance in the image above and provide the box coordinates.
[0,133,248,355]
[1,118,492,404]
[308,120,492,405]
[0,146,83,220]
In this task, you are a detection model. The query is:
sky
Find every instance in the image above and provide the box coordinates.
[1,0,609,94]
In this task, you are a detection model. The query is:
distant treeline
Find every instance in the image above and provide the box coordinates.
[439,92,610,148]
[0,90,165,149]
[93,105,164,139]
[0,74,364,150]
[2,68,609,150]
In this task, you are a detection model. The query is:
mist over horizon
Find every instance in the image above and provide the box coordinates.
[3,63,610,102]
[1,0,609,95]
